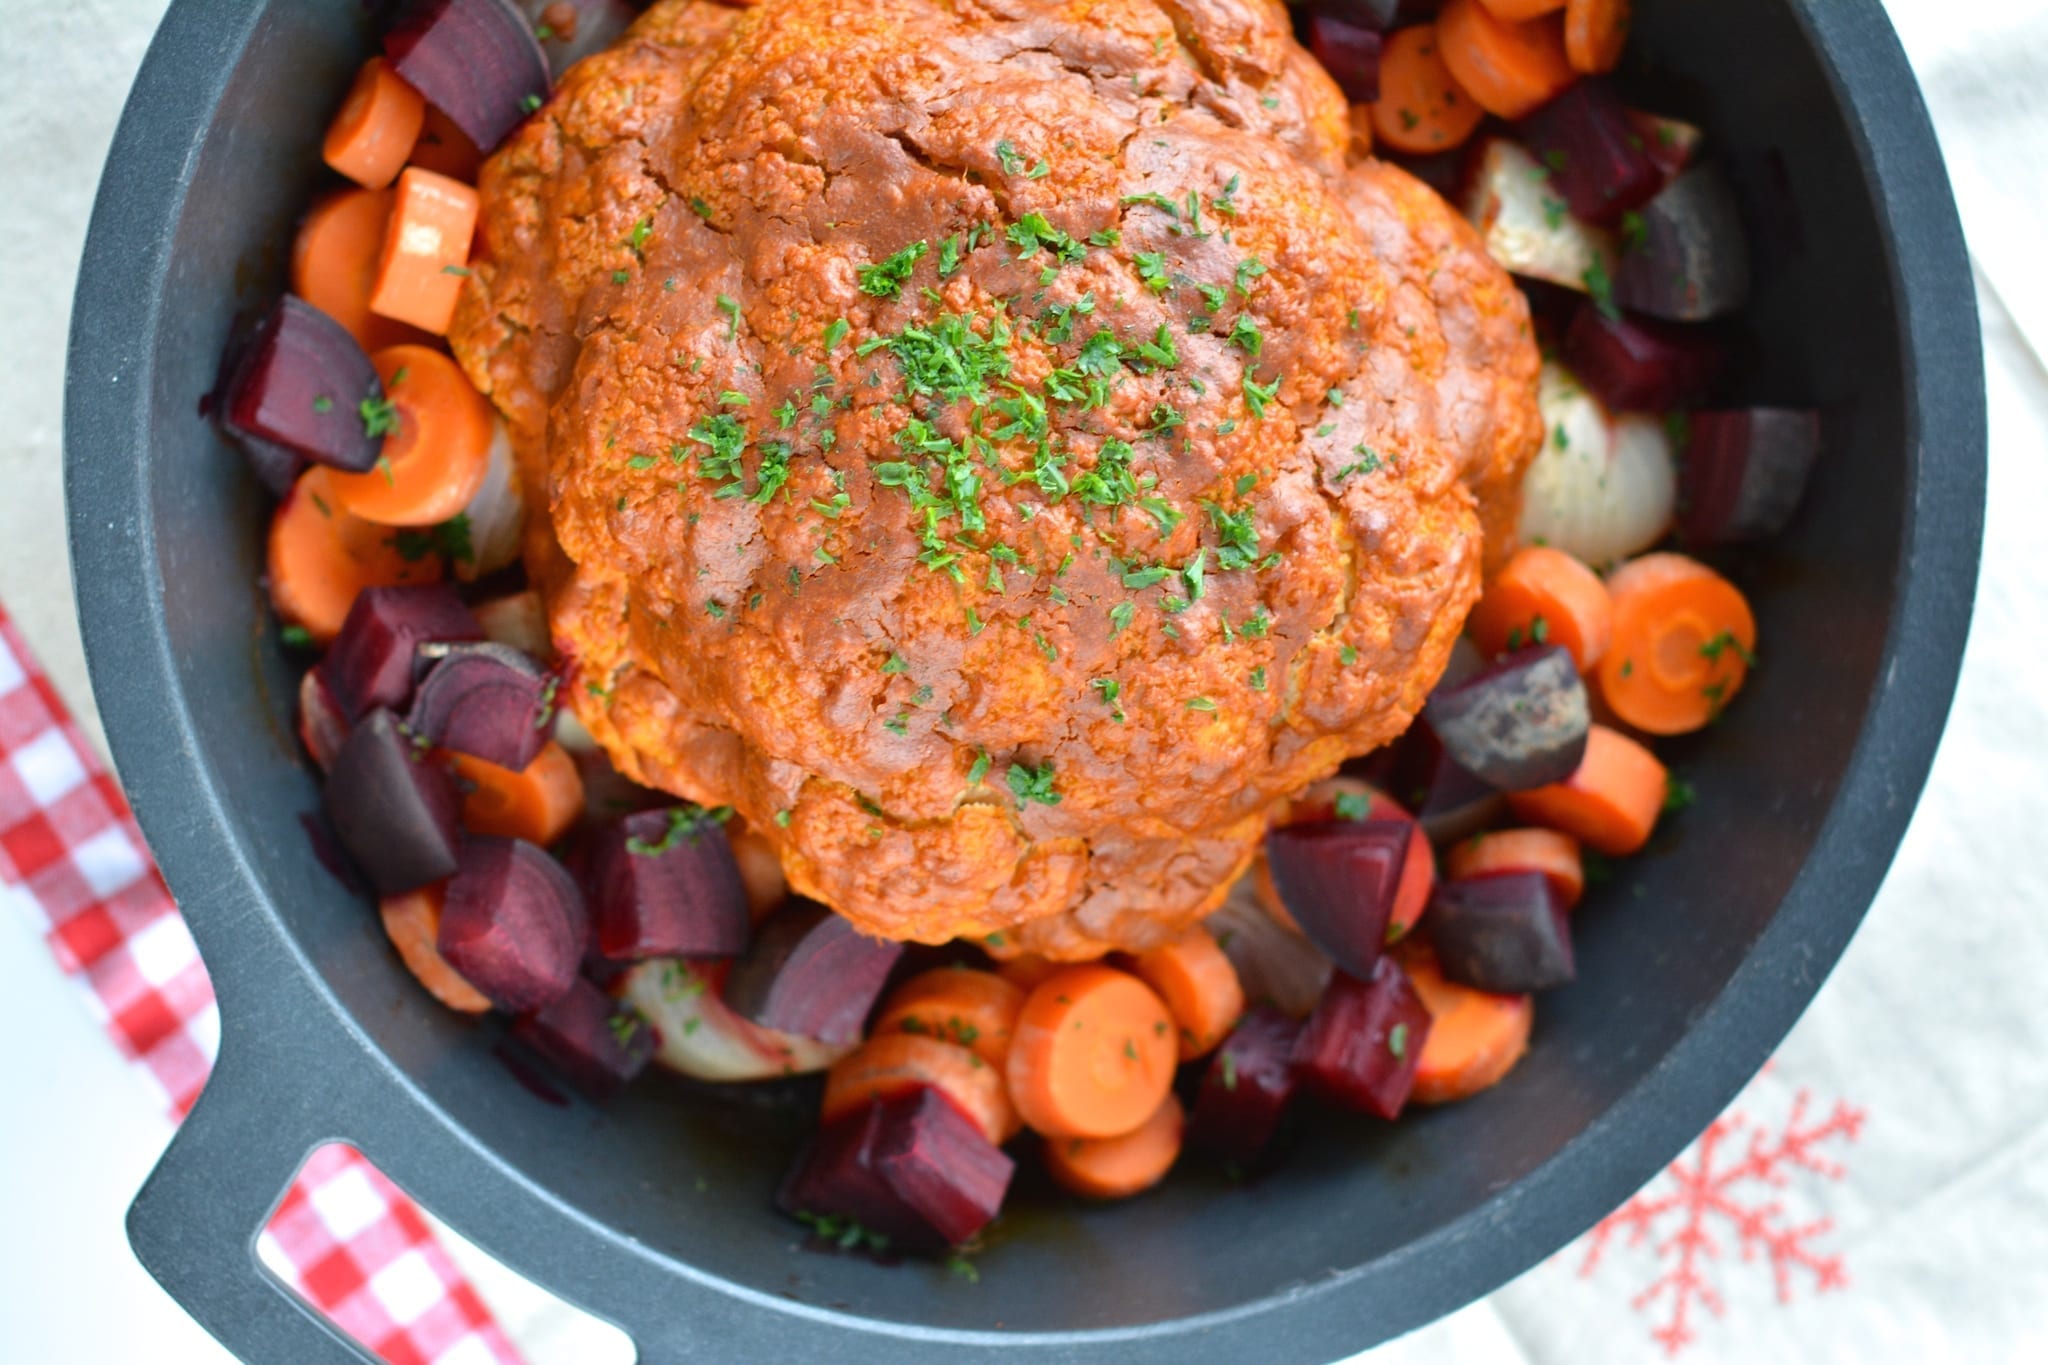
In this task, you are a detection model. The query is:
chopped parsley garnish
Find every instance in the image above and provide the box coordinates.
[716,293,742,339]
[1186,696,1217,712]
[994,139,1027,175]
[967,749,992,786]
[1006,213,1085,263]
[1388,1023,1409,1059]
[625,803,733,856]
[1119,191,1180,218]
[1007,761,1061,807]
[1242,371,1281,419]
[1664,776,1697,812]
[359,395,401,440]
[1234,257,1267,296]
[823,317,850,352]
[1619,210,1649,255]
[312,396,334,414]
[1334,791,1370,821]
[858,240,930,299]
[1699,631,1757,666]
[1135,251,1172,294]
[1582,257,1620,322]
[1226,312,1262,356]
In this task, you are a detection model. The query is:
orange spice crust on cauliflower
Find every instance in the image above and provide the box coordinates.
[450,0,1541,958]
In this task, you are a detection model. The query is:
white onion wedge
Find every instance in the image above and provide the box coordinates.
[618,958,855,1082]
[1518,363,1677,569]
[455,420,526,582]
[1464,138,1618,292]
[472,589,551,659]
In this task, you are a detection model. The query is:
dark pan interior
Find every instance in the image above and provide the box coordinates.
[69,0,1979,1358]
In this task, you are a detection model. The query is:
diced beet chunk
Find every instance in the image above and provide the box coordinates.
[1627,109,1705,184]
[1562,302,1724,413]
[319,584,483,723]
[325,709,461,895]
[1305,15,1382,102]
[222,297,387,473]
[1427,871,1575,993]
[239,433,306,499]
[779,1088,1013,1252]
[1677,408,1822,545]
[1372,718,1505,845]
[1291,958,1432,1120]
[1264,818,1414,979]
[385,0,551,153]
[1613,165,1751,321]
[438,836,587,1012]
[1423,645,1588,792]
[588,807,750,960]
[1301,0,1401,32]
[407,642,557,771]
[1516,81,1664,227]
[1190,1006,1303,1164]
[724,901,903,1044]
[510,978,653,1101]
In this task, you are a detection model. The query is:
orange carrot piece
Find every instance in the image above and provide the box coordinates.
[369,167,479,335]
[449,742,583,847]
[381,886,491,1013]
[1479,0,1568,18]
[1043,1093,1184,1200]
[1507,723,1666,855]
[1436,0,1577,119]
[1565,0,1631,75]
[1006,965,1177,1139]
[324,58,428,191]
[292,189,434,353]
[407,104,483,184]
[996,954,1065,991]
[1131,926,1245,1061]
[1400,942,1533,1104]
[725,819,789,925]
[328,346,494,527]
[873,968,1026,1069]
[268,466,441,644]
[1467,545,1614,672]
[1597,552,1756,735]
[1372,25,1486,155]
[1446,828,1585,908]
[822,1032,1019,1145]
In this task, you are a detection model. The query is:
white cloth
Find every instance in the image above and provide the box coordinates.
[2,2,2046,1362]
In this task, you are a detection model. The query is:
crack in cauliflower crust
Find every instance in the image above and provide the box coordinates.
[448,0,1542,959]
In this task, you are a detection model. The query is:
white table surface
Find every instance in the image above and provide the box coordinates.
[4,2,2046,1363]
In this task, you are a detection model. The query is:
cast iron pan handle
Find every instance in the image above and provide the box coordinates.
[127,1038,376,1364]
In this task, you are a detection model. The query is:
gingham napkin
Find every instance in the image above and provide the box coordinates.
[0,601,522,1365]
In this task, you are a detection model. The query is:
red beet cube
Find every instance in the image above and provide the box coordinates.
[1263,818,1413,980]
[318,584,483,723]
[1190,1006,1303,1164]
[724,901,902,1044]
[325,708,462,895]
[779,1088,1014,1252]
[1427,870,1575,993]
[406,642,558,771]
[588,808,750,960]
[438,836,588,1013]
[510,977,654,1101]
[1292,958,1432,1119]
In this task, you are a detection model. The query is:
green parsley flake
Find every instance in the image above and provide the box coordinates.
[1007,761,1060,806]
[858,241,930,299]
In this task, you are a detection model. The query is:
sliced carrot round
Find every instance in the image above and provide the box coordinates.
[1130,926,1245,1060]
[1479,0,1568,18]
[328,346,494,527]
[996,954,1065,991]
[1597,552,1756,735]
[1436,0,1577,119]
[1506,723,1666,855]
[726,819,789,925]
[1446,828,1585,907]
[1006,965,1176,1139]
[381,885,491,1013]
[873,968,1026,1070]
[408,104,483,184]
[822,1032,1018,1145]
[1399,942,1533,1104]
[292,189,434,353]
[1565,0,1631,75]
[1043,1092,1184,1200]
[324,57,428,191]
[1372,25,1486,156]
[1467,545,1614,672]
[268,466,442,644]
[449,741,583,847]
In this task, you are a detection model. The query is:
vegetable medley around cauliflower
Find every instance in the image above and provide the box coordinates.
[449,0,1542,959]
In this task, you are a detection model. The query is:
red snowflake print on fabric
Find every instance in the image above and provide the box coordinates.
[1578,1086,1865,1356]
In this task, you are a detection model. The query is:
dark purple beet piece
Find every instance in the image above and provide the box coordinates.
[1305,14,1383,102]
[1516,80,1663,226]
[1263,818,1412,980]
[1292,957,1432,1119]
[1628,109,1704,184]
[1423,645,1589,792]
[222,297,388,473]
[588,807,749,960]
[319,584,483,723]
[1427,870,1575,993]
[438,836,587,1013]
[407,642,557,771]
[1613,165,1752,321]
[868,1088,1013,1247]
[239,433,305,498]
[1379,718,1504,845]
[324,708,461,895]
[1677,408,1822,545]
[1190,1006,1303,1164]
[385,0,551,153]
[779,1089,1012,1252]
[1562,302,1724,413]
[724,901,903,1044]
[510,978,653,1101]
[1302,0,1400,31]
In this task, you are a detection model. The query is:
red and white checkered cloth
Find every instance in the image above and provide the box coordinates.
[0,601,523,1365]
